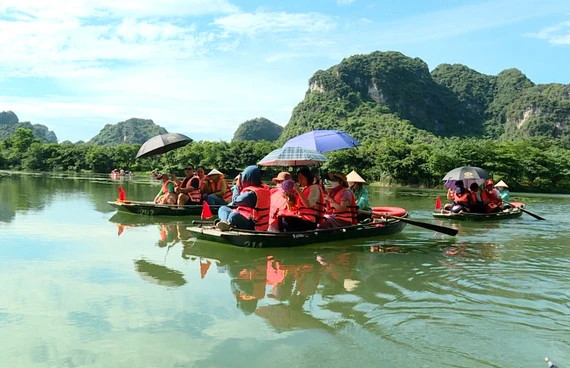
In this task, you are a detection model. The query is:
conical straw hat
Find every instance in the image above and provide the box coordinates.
[206,169,224,177]
[346,170,365,183]
[494,180,508,188]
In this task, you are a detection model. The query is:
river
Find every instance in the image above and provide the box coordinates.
[0,171,568,367]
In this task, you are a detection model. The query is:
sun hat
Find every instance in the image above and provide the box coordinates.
[272,171,291,183]
[346,170,366,183]
[494,180,508,188]
[206,169,224,177]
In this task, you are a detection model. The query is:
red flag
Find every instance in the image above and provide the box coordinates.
[118,187,126,201]
[117,225,125,236]
[435,196,442,210]
[201,200,213,220]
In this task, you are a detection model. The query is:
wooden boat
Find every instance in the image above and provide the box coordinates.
[187,212,408,248]
[432,202,525,221]
[107,200,223,216]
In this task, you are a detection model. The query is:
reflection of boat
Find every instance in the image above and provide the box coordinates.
[188,217,407,248]
[108,200,223,216]
[432,202,524,221]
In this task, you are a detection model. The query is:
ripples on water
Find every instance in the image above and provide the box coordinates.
[1,173,569,367]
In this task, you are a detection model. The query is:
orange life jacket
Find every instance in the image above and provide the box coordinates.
[161,180,174,194]
[181,174,201,203]
[235,184,271,231]
[207,177,233,203]
[481,189,502,212]
[453,192,469,206]
[327,188,358,224]
[269,190,288,226]
[296,184,325,224]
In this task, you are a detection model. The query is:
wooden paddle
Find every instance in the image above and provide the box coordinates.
[515,206,546,221]
[362,210,459,236]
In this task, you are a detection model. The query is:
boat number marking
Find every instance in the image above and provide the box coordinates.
[244,241,263,248]
[139,209,155,215]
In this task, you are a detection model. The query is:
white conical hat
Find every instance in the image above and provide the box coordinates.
[494,180,508,188]
[206,168,224,177]
[346,170,365,183]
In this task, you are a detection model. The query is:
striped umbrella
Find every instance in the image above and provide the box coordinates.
[258,146,329,166]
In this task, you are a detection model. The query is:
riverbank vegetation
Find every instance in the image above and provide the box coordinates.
[1,127,568,193]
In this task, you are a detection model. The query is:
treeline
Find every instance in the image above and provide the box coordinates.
[2,127,569,193]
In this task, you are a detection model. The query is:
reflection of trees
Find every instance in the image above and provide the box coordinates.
[0,172,159,222]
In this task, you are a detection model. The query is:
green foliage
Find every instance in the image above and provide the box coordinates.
[89,118,168,146]
[232,117,284,142]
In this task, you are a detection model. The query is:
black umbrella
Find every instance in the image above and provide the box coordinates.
[136,133,193,159]
[442,166,489,188]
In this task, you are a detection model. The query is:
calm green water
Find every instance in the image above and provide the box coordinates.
[1,171,568,368]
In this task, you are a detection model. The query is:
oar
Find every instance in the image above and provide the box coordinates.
[515,206,546,221]
[362,210,459,236]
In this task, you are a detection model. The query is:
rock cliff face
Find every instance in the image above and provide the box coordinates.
[281,51,569,146]
[0,110,58,143]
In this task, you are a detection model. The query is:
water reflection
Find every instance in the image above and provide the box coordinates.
[109,212,195,246]
[134,259,187,287]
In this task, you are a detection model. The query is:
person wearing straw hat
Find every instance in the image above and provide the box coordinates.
[320,172,358,229]
[347,170,371,213]
[494,180,511,208]
[203,169,232,205]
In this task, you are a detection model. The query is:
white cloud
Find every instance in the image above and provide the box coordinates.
[525,20,570,45]
[337,0,356,5]
[213,11,336,36]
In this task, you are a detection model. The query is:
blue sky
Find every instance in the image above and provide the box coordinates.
[1,0,569,143]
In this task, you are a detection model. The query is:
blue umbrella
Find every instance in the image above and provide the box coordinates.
[258,146,329,166]
[283,130,360,153]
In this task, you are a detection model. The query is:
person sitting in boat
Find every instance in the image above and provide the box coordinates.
[202,169,232,206]
[449,187,470,213]
[320,172,358,229]
[292,167,325,228]
[467,182,485,213]
[347,170,371,221]
[268,172,292,232]
[174,164,201,205]
[154,173,177,205]
[275,179,322,232]
[494,180,511,209]
[311,167,327,194]
[444,180,466,211]
[482,179,503,213]
[216,165,271,231]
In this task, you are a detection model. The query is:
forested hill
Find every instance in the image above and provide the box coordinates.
[0,111,57,143]
[88,118,168,145]
[279,51,570,148]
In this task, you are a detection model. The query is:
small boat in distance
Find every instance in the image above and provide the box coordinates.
[432,202,525,221]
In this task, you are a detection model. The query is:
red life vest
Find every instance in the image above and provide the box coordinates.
[181,174,201,203]
[296,184,325,224]
[235,184,271,231]
[453,192,469,206]
[481,189,502,212]
[269,190,288,226]
[327,188,358,224]
[207,177,233,203]
[161,180,174,194]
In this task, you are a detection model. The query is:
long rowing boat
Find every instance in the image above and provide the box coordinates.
[107,200,222,216]
[432,202,525,221]
[187,212,408,248]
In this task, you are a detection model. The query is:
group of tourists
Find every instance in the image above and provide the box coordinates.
[443,179,510,214]
[211,165,371,232]
[153,164,233,206]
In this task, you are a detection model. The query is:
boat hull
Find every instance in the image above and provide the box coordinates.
[188,217,407,248]
[108,200,222,216]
